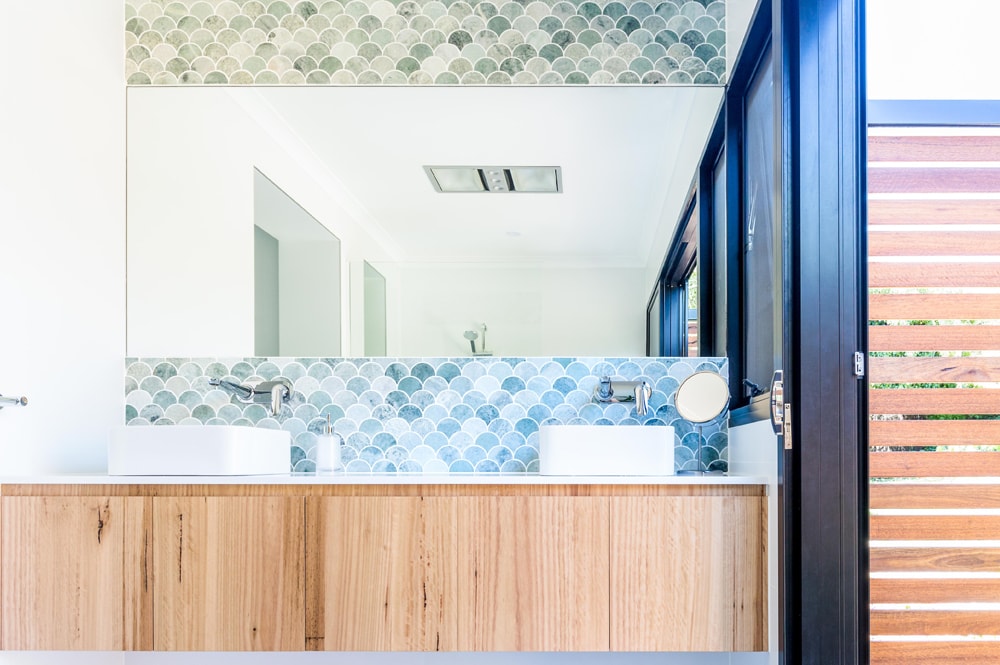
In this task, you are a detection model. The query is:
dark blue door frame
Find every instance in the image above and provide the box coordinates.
[777,0,868,663]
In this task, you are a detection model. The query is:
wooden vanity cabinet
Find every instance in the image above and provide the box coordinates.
[305,495,610,651]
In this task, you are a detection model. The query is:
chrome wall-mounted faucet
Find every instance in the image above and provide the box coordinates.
[209,378,292,417]
[593,376,652,416]
[0,393,28,409]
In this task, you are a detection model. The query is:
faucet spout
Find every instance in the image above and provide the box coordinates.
[634,381,651,417]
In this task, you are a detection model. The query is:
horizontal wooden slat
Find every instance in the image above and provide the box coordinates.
[869,262,1000,288]
[870,420,1000,447]
[871,640,1000,665]
[869,167,1000,194]
[871,547,1000,573]
[870,514,1000,540]
[870,231,1000,257]
[871,484,1000,509]
[871,452,1000,478]
[871,609,1000,636]
[870,356,1000,383]
[868,135,1000,163]
[869,199,1000,225]
[870,293,1000,320]
[870,389,1000,415]
[870,325,1000,351]
[870,577,1000,604]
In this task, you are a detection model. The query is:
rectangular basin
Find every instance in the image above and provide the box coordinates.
[109,426,291,476]
[538,425,675,476]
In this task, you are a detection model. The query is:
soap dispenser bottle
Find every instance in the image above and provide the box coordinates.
[315,414,342,474]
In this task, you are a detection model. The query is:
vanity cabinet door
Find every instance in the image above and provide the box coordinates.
[609,494,767,651]
[306,495,610,652]
[151,496,305,650]
[0,495,150,650]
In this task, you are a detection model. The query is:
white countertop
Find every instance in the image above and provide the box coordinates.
[0,473,768,486]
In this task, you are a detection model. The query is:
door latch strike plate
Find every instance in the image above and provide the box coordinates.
[783,403,792,449]
[853,351,865,378]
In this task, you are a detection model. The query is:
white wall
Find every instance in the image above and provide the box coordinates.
[386,263,647,357]
[0,0,124,475]
[868,0,1000,99]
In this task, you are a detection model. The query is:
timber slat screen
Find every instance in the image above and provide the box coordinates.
[868,129,1000,664]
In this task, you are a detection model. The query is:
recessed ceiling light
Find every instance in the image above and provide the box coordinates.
[424,166,561,193]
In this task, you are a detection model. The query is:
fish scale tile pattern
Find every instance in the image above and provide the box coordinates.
[124,0,727,85]
[125,356,729,474]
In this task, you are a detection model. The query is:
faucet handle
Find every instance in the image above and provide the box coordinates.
[595,375,614,401]
[634,381,652,416]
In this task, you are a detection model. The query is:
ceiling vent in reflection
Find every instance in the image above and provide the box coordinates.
[424,166,562,193]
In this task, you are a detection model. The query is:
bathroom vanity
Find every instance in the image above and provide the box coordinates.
[0,477,766,653]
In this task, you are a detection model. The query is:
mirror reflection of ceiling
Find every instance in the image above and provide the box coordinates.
[130,85,724,266]
[124,0,729,86]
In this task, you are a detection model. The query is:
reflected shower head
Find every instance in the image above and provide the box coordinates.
[463,330,478,354]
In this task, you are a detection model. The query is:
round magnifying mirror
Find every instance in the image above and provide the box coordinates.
[675,371,730,424]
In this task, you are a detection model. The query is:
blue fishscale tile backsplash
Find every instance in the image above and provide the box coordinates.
[125,356,728,473]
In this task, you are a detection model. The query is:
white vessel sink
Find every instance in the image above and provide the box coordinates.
[108,426,291,476]
[538,425,675,476]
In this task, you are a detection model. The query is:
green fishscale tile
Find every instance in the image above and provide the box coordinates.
[603,2,628,19]
[705,27,724,49]
[461,16,486,33]
[307,13,332,31]
[151,70,178,84]
[384,15,407,32]
[369,27,394,45]
[410,42,434,60]
[614,69,638,83]
[616,15,639,34]
[538,16,562,34]
[512,70,537,83]
[280,15,306,35]
[331,41,357,59]
[461,42,487,60]
[590,69,615,83]
[459,70,486,83]
[654,28,678,48]
[242,26,268,46]
[576,28,601,47]
[229,41,254,61]
[629,55,653,74]
[641,42,666,60]
[270,26,295,45]
[486,70,511,84]
[693,42,716,61]
[538,70,564,84]
[681,0,705,19]
[551,28,574,47]
[381,69,406,83]
[179,70,204,83]
[139,57,164,76]
[603,28,627,46]
[204,70,229,83]
[654,1,678,20]
[707,54,725,78]
[331,69,357,82]
[191,2,214,21]
[268,1,293,18]
[345,54,368,72]
[255,14,280,32]
[294,54,320,72]
[474,57,498,75]
[577,55,600,75]
[565,71,588,84]
[204,14,228,33]
[524,1,549,21]
[370,55,395,73]
[243,54,268,73]
[487,15,511,33]
[525,28,550,50]
[602,55,626,74]
[448,56,473,74]
[666,14,691,33]
[615,42,639,61]
[629,28,655,47]
[424,28,447,47]
[152,15,177,33]
[666,69,691,83]
[474,28,499,47]
[435,71,460,83]
[589,42,614,60]
[551,55,574,75]
[331,13,356,30]
[499,2,524,20]
[564,42,588,61]
[304,67,330,82]
[318,28,345,46]
[296,0,320,18]
[435,42,460,59]
[345,27,368,45]
[384,41,408,59]
[680,28,703,48]
[217,55,242,73]
[191,28,217,48]
[499,55,523,74]
[449,1,474,20]
[163,2,187,21]
[641,14,666,32]
[578,1,601,20]
[538,43,562,62]
[136,3,159,21]
[126,16,150,37]
[475,2,498,20]
[436,14,461,32]
[178,15,203,34]
[630,1,655,19]
[512,43,536,60]
[268,53,295,72]
[318,0,344,17]
[178,42,203,62]
[317,54,343,71]
[693,15,716,34]
[552,1,576,21]
[410,14,433,32]
[706,0,724,19]
[358,41,382,59]
[524,55,549,75]
[563,15,587,34]
[204,41,229,60]
[666,42,691,59]
[151,43,178,61]
[127,72,153,85]
[256,41,280,59]
[409,70,434,83]
[397,27,421,45]
[486,43,511,60]
[126,31,138,50]
[217,27,242,46]
[680,55,704,74]
[128,44,152,62]
[589,15,614,33]
[512,15,537,33]
[693,70,718,84]
[424,1,448,19]
[448,28,473,48]
[396,0,420,18]
[307,41,331,59]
